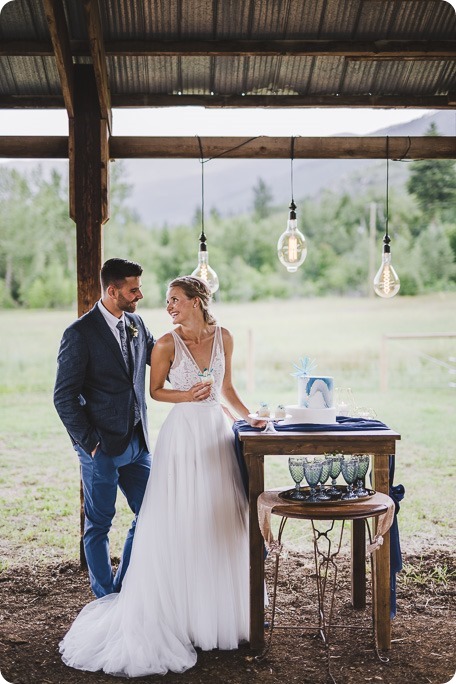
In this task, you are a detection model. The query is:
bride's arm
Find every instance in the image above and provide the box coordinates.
[221,328,266,427]
[150,334,211,403]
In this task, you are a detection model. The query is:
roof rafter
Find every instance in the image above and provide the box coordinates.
[1,39,455,59]
[1,93,452,109]
[82,0,112,133]
[41,0,74,118]
[111,94,452,109]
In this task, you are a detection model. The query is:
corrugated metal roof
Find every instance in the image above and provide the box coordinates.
[0,0,454,106]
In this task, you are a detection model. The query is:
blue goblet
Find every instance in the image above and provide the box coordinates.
[316,457,331,500]
[288,457,307,500]
[303,459,323,503]
[341,457,359,500]
[327,454,343,496]
[354,454,370,496]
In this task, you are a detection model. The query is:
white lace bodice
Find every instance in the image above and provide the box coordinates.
[169,326,225,403]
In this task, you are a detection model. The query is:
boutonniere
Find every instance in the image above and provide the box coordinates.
[127,322,139,338]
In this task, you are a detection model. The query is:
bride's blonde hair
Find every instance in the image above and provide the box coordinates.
[168,276,216,325]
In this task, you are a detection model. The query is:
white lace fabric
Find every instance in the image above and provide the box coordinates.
[170,326,224,404]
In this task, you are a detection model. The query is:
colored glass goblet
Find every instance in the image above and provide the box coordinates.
[341,457,359,499]
[288,457,307,500]
[303,459,323,503]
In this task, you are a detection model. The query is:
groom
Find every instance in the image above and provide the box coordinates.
[54,258,155,598]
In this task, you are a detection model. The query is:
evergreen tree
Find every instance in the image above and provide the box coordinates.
[252,177,273,220]
[406,124,456,223]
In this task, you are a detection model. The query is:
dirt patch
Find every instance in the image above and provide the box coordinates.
[0,551,455,684]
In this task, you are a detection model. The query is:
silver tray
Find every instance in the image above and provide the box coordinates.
[278,485,375,504]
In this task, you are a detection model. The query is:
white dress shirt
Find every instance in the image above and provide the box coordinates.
[97,299,126,350]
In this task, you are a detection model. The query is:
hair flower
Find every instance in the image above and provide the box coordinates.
[291,356,318,378]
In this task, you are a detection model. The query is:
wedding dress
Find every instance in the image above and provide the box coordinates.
[59,326,249,677]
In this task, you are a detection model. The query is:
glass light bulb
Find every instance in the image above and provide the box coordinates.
[191,250,219,293]
[373,250,400,298]
[277,217,307,273]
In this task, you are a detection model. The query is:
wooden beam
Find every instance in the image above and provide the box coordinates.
[42,0,75,118]
[1,38,455,59]
[0,136,68,158]
[70,64,109,317]
[108,136,456,160]
[2,135,454,160]
[0,94,452,110]
[82,0,112,133]
[0,96,66,108]
[110,94,452,109]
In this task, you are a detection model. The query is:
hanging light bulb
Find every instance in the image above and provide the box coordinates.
[191,229,219,293]
[277,200,307,272]
[277,137,307,273]
[192,137,219,293]
[373,137,400,298]
[373,234,401,298]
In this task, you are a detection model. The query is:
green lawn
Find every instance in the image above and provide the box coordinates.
[0,293,455,568]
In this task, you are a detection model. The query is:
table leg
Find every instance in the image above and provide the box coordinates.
[371,453,391,651]
[246,451,265,650]
[351,518,366,609]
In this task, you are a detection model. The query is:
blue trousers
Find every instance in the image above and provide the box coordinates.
[75,425,151,598]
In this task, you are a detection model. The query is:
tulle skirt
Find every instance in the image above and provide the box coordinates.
[59,402,250,677]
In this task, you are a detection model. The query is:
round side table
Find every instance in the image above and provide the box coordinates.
[257,489,393,669]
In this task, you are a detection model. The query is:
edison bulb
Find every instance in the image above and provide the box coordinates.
[192,250,219,293]
[277,201,307,273]
[373,250,400,298]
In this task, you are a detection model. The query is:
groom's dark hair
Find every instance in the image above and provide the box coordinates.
[101,258,143,291]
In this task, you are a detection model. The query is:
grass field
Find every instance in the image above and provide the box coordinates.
[0,293,455,568]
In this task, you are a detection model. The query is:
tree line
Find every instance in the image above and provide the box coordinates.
[0,125,455,309]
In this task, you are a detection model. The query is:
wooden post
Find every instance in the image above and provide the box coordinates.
[69,64,110,567]
[70,64,109,317]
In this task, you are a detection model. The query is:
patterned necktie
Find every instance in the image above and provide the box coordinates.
[117,320,141,426]
[116,320,130,371]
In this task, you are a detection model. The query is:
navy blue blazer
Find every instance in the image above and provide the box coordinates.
[54,303,155,456]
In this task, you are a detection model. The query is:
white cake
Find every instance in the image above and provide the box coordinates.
[284,375,337,425]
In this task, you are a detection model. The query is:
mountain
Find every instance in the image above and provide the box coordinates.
[1,110,453,226]
[121,110,454,225]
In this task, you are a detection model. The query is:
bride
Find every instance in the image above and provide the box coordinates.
[59,275,265,677]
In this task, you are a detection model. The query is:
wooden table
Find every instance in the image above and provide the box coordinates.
[239,429,401,650]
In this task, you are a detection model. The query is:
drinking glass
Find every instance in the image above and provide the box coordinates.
[288,457,307,500]
[355,406,377,420]
[316,457,331,500]
[354,453,370,496]
[341,457,359,499]
[335,387,356,417]
[327,454,343,496]
[303,459,323,503]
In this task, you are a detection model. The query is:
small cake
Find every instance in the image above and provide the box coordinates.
[284,357,337,425]
[257,402,270,418]
[275,404,287,420]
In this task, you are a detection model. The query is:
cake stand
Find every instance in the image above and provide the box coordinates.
[248,413,291,433]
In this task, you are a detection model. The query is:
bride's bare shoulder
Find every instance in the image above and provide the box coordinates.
[153,331,176,355]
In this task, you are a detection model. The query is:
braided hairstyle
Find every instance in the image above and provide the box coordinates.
[168,276,216,325]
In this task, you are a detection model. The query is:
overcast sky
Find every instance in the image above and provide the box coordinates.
[0,107,439,139]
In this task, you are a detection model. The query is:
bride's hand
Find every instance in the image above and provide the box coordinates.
[188,381,212,402]
[247,415,267,428]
